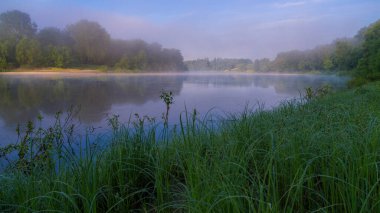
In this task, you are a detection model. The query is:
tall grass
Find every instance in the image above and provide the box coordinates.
[1,82,380,212]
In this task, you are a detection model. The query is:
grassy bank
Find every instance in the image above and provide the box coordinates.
[1,82,380,212]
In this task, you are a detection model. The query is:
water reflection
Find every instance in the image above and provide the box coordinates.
[185,74,346,95]
[0,74,184,127]
[0,72,348,144]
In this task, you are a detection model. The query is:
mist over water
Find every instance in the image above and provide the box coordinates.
[0,72,348,145]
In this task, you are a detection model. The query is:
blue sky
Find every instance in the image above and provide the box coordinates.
[1,0,380,59]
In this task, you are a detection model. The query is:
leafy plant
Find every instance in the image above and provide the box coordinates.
[304,84,332,101]
[160,90,174,127]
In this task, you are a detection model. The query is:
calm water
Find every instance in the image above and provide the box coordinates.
[0,72,348,145]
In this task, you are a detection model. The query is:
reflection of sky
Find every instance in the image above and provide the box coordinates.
[0,73,348,145]
[1,0,380,59]
[110,83,290,126]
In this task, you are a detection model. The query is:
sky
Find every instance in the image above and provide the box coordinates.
[1,0,380,60]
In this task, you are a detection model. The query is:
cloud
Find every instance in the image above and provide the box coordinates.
[274,1,307,8]
[273,0,327,8]
[254,17,317,29]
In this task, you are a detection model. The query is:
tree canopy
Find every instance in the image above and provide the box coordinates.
[185,58,254,72]
[357,20,380,80]
[0,10,36,41]
[0,10,187,72]
[251,19,380,82]
[67,20,111,65]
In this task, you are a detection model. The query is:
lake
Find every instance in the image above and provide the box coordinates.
[0,72,348,145]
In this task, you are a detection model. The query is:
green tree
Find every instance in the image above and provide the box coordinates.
[332,39,360,71]
[37,27,73,47]
[49,46,71,68]
[0,42,8,70]
[253,58,271,72]
[115,55,130,70]
[357,20,380,79]
[134,50,147,70]
[0,10,37,66]
[0,10,37,41]
[67,20,110,64]
[322,56,333,70]
[16,38,41,66]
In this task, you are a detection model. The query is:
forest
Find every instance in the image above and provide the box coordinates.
[1,10,378,79]
[253,19,380,81]
[186,19,380,84]
[185,58,254,72]
[0,10,187,72]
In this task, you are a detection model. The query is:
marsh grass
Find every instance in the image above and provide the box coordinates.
[1,83,380,212]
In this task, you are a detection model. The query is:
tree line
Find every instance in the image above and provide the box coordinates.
[185,58,254,72]
[0,10,187,72]
[253,19,380,81]
[186,19,380,83]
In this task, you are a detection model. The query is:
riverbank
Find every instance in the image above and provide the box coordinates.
[0,69,346,78]
[5,67,105,73]
[1,82,380,212]
[3,67,349,76]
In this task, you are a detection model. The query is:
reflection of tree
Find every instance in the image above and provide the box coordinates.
[0,75,185,128]
[0,74,347,130]
[264,75,348,95]
[186,74,347,94]
[185,74,254,87]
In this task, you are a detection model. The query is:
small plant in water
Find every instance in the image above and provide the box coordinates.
[160,90,174,127]
[107,114,120,132]
[304,84,332,101]
[305,87,314,101]
[0,108,78,174]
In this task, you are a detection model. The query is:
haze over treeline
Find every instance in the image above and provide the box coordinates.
[253,18,380,81]
[0,10,187,72]
[2,0,380,60]
[1,9,379,81]
[186,18,380,83]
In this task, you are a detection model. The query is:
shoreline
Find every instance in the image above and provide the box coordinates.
[0,68,343,77]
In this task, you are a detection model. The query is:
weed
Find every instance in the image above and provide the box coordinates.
[160,90,174,127]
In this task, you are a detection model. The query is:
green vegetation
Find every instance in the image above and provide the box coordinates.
[0,10,187,72]
[253,38,362,73]
[253,19,380,84]
[185,58,254,72]
[1,81,380,212]
[185,19,380,85]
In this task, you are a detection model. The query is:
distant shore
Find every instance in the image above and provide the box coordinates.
[3,67,104,73]
[0,67,340,77]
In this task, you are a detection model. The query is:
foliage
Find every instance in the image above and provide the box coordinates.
[185,58,254,72]
[0,10,37,66]
[112,40,186,71]
[43,45,72,68]
[0,109,77,174]
[252,18,380,83]
[15,37,41,66]
[0,42,8,70]
[0,10,37,41]
[37,27,73,47]
[67,20,111,65]
[0,10,187,72]
[304,84,332,101]
[257,39,361,73]
[159,90,174,126]
[253,58,272,72]
[357,20,380,80]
